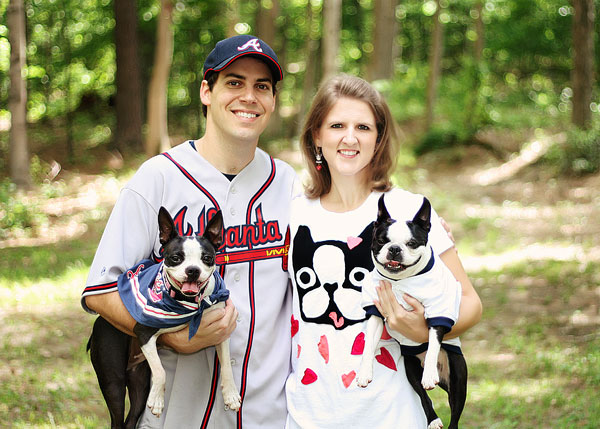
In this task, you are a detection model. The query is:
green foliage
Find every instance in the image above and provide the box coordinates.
[0,179,45,238]
[544,121,600,175]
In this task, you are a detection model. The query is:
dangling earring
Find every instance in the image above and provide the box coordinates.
[315,147,323,171]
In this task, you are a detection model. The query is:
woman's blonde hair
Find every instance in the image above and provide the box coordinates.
[300,74,398,198]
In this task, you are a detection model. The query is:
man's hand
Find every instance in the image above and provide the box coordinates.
[159,299,238,354]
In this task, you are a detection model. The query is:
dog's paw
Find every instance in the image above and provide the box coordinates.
[356,370,372,388]
[147,385,165,416]
[222,386,241,412]
[427,418,444,429]
[421,368,439,391]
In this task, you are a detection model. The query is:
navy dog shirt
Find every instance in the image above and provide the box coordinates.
[118,259,229,340]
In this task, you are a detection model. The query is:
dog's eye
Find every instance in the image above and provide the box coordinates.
[169,255,183,264]
[377,237,387,245]
[407,239,419,248]
[202,255,214,265]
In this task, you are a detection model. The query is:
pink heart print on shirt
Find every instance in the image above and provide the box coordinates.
[347,236,363,250]
[375,347,397,371]
[291,315,299,337]
[318,335,329,363]
[351,332,365,355]
[341,371,356,388]
[301,368,318,385]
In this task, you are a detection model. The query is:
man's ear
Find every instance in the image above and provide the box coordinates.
[200,80,212,107]
[270,94,276,113]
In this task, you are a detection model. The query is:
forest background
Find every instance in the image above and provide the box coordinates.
[1,0,599,427]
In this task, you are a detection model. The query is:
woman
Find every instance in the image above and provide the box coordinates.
[285,75,482,428]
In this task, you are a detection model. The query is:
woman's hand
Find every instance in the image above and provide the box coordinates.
[374,280,429,344]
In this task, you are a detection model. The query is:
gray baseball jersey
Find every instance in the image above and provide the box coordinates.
[82,140,297,429]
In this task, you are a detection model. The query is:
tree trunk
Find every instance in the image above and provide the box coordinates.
[368,0,397,81]
[256,0,279,48]
[114,0,143,152]
[226,0,239,38]
[322,0,342,82]
[571,0,595,129]
[296,1,319,138]
[256,0,284,140]
[474,1,484,62]
[7,0,30,189]
[145,0,173,157]
[425,0,444,132]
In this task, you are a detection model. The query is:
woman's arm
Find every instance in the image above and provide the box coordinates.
[85,293,238,354]
[439,247,482,339]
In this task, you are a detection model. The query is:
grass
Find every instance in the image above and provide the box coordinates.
[1,154,599,427]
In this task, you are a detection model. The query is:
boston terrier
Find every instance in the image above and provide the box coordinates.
[87,207,240,428]
[357,195,468,429]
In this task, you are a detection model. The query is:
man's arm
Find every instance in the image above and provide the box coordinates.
[85,293,238,354]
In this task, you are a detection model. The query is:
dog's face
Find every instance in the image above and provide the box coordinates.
[158,207,223,298]
[372,195,432,280]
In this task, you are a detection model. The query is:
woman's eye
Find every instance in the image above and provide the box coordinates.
[358,125,370,130]
[331,123,342,128]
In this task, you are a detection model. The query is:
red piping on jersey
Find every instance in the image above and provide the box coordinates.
[236,156,276,429]
[163,149,226,427]
[200,353,220,429]
[162,151,221,211]
[83,281,117,294]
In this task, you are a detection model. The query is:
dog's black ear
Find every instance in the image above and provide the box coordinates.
[158,207,178,245]
[376,194,391,224]
[413,197,432,233]
[204,210,224,250]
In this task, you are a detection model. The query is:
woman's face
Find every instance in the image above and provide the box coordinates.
[315,97,378,183]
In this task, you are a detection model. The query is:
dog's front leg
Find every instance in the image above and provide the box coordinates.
[421,327,445,390]
[139,332,167,416]
[357,316,384,387]
[216,339,241,411]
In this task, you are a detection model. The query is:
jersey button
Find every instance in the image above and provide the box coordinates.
[234,273,241,282]
[230,207,236,216]
[231,187,237,194]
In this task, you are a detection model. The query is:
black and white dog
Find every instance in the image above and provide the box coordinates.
[87,207,240,428]
[357,195,467,429]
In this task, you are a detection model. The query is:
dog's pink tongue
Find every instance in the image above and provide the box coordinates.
[387,260,400,268]
[182,282,199,295]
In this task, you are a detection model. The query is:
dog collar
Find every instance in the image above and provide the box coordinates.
[415,248,436,276]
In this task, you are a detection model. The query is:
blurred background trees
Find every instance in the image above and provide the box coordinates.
[0,0,598,189]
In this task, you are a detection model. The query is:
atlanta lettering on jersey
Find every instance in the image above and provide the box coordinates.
[168,204,289,270]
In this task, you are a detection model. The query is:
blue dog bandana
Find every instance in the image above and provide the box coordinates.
[118,259,229,340]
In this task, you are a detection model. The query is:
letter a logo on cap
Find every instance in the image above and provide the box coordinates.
[237,38,263,53]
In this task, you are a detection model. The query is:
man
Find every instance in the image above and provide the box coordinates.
[82,35,296,428]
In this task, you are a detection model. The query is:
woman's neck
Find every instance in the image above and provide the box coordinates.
[320,176,371,213]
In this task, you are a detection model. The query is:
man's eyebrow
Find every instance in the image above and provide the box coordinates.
[223,72,273,85]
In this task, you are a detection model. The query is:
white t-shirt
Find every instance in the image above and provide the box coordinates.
[285,188,453,429]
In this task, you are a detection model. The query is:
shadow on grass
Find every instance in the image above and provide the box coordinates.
[0,303,108,427]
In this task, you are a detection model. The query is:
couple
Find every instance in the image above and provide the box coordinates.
[82,35,482,428]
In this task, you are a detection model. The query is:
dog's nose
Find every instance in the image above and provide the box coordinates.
[185,266,200,281]
[388,245,402,257]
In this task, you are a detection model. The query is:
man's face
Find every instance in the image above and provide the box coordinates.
[201,57,276,144]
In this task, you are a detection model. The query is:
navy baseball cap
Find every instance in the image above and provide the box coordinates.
[203,35,283,83]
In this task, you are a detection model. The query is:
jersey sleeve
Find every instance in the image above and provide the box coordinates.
[81,174,162,313]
